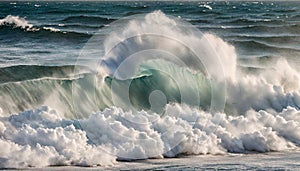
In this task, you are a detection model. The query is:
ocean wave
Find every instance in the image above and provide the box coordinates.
[0,15,36,31]
[0,65,90,84]
[230,40,300,52]
[56,23,104,29]
[186,9,222,15]
[225,33,300,39]
[123,11,146,16]
[271,8,298,13]
[0,25,92,40]
[238,55,279,64]
[185,18,211,24]
[195,23,299,31]
[224,18,285,25]
[1,10,300,168]
[221,23,298,29]
[199,4,213,10]
[0,15,93,38]
[43,9,108,14]
[61,15,116,23]
[42,26,60,32]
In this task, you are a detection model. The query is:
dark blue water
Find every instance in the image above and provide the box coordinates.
[0,1,299,67]
[0,1,300,115]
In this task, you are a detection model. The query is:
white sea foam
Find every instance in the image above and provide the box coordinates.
[0,15,61,32]
[200,4,213,10]
[0,106,116,168]
[43,27,61,32]
[0,104,299,168]
[0,15,33,30]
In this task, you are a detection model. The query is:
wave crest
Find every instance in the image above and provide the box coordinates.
[0,15,62,33]
[0,15,35,31]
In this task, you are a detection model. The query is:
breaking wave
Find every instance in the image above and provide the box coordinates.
[0,15,92,38]
[1,11,300,168]
[0,15,34,30]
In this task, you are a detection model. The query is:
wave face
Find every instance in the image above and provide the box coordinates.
[0,1,300,169]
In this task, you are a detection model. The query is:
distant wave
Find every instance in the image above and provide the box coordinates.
[224,18,285,25]
[199,4,212,10]
[61,15,116,23]
[196,23,299,30]
[222,23,298,29]
[0,15,57,32]
[185,18,211,24]
[43,9,109,14]
[0,15,93,38]
[0,65,90,84]
[55,23,104,29]
[225,33,300,38]
[271,8,298,13]
[0,15,34,31]
[230,39,300,52]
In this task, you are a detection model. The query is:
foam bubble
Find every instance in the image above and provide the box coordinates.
[0,104,299,168]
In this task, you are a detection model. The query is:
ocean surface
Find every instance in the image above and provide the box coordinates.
[0,1,300,169]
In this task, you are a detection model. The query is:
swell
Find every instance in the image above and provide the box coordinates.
[60,15,117,24]
[226,34,300,43]
[197,23,297,29]
[43,8,113,14]
[199,23,300,35]
[234,24,300,34]
[53,23,104,30]
[226,24,299,30]
[0,15,95,39]
[196,24,300,35]
[224,18,285,25]
[0,25,92,40]
[238,55,279,66]
[0,65,88,84]
[225,33,300,38]
[230,39,300,52]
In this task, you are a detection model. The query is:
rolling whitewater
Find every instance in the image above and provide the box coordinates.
[0,1,300,170]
